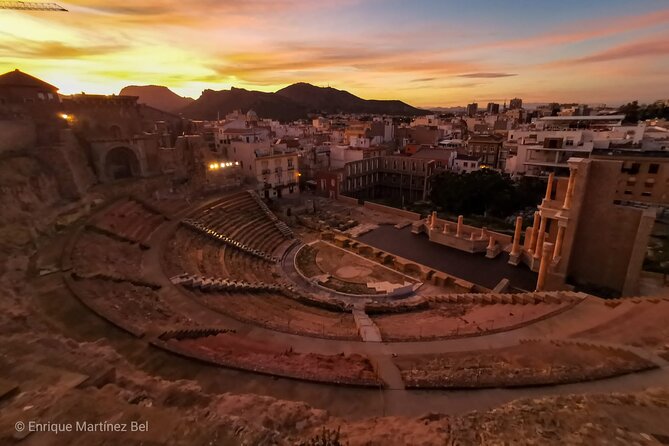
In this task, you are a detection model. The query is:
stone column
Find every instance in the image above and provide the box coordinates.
[486,235,498,259]
[553,225,565,260]
[510,216,523,256]
[443,223,449,234]
[456,215,463,237]
[562,168,576,210]
[480,227,487,240]
[544,172,555,201]
[430,211,436,229]
[528,211,540,253]
[536,242,555,291]
[533,216,548,260]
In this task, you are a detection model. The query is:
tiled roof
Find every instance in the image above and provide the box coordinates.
[0,69,58,91]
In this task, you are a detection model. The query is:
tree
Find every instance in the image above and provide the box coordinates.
[430,170,545,218]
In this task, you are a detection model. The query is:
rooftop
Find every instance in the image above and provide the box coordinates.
[537,115,626,121]
[0,69,58,91]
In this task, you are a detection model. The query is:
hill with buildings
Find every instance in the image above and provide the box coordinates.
[276,82,429,116]
[119,85,194,113]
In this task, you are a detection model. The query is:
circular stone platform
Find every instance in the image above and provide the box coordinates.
[335,265,372,279]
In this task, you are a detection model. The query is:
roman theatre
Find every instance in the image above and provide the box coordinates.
[25,187,669,418]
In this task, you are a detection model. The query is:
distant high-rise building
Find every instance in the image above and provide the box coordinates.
[467,102,478,117]
[486,102,500,114]
[509,98,523,110]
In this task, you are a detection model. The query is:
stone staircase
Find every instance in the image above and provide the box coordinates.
[247,190,294,238]
[352,308,383,342]
[181,218,277,262]
[157,327,234,341]
[426,291,586,305]
[171,273,284,293]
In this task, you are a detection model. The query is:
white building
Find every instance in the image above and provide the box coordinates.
[504,115,646,176]
[453,154,481,174]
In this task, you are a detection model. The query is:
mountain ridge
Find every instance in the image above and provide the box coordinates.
[121,82,429,121]
[119,85,194,113]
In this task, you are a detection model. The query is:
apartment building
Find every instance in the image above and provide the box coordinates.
[591,148,669,206]
[343,155,435,202]
[504,115,643,177]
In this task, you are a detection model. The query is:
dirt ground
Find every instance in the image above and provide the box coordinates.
[71,230,145,281]
[199,291,359,340]
[572,301,669,353]
[394,341,656,388]
[373,302,570,341]
[168,333,381,386]
[73,278,190,333]
[314,241,413,286]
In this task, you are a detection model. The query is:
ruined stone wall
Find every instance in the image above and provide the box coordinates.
[33,130,97,200]
[0,155,62,247]
[0,119,36,153]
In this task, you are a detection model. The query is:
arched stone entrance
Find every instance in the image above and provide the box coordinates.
[104,146,140,180]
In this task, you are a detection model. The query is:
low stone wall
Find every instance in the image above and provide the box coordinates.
[431,217,512,246]
[395,340,657,389]
[364,296,429,314]
[336,195,359,207]
[362,201,421,220]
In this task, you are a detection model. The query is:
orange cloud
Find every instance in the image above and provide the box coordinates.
[545,34,669,67]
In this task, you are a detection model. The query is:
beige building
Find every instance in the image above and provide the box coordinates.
[591,148,669,206]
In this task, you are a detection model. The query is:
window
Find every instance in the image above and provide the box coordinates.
[621,162,640,174]
[37,92,45,100]
[624,190,633,195]
[642,192,652,197]
[649,163,660,174]
[645,179,655,188]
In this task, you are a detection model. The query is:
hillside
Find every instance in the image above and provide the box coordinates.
[119,85,194,113]
[276,82,428,116]
[179,87,307,122]
[173,83,428,121]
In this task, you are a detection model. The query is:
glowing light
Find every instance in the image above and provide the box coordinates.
[59,113,70,120]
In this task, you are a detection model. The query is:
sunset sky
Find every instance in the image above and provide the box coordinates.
[1,0,668,107]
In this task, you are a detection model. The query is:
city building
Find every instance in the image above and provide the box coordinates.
[509,97,523,110]
[504,115,642,177]
[453,154,481,173]
[464,134,504,168]
[591,149,669,206]
[343,155,435,202]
